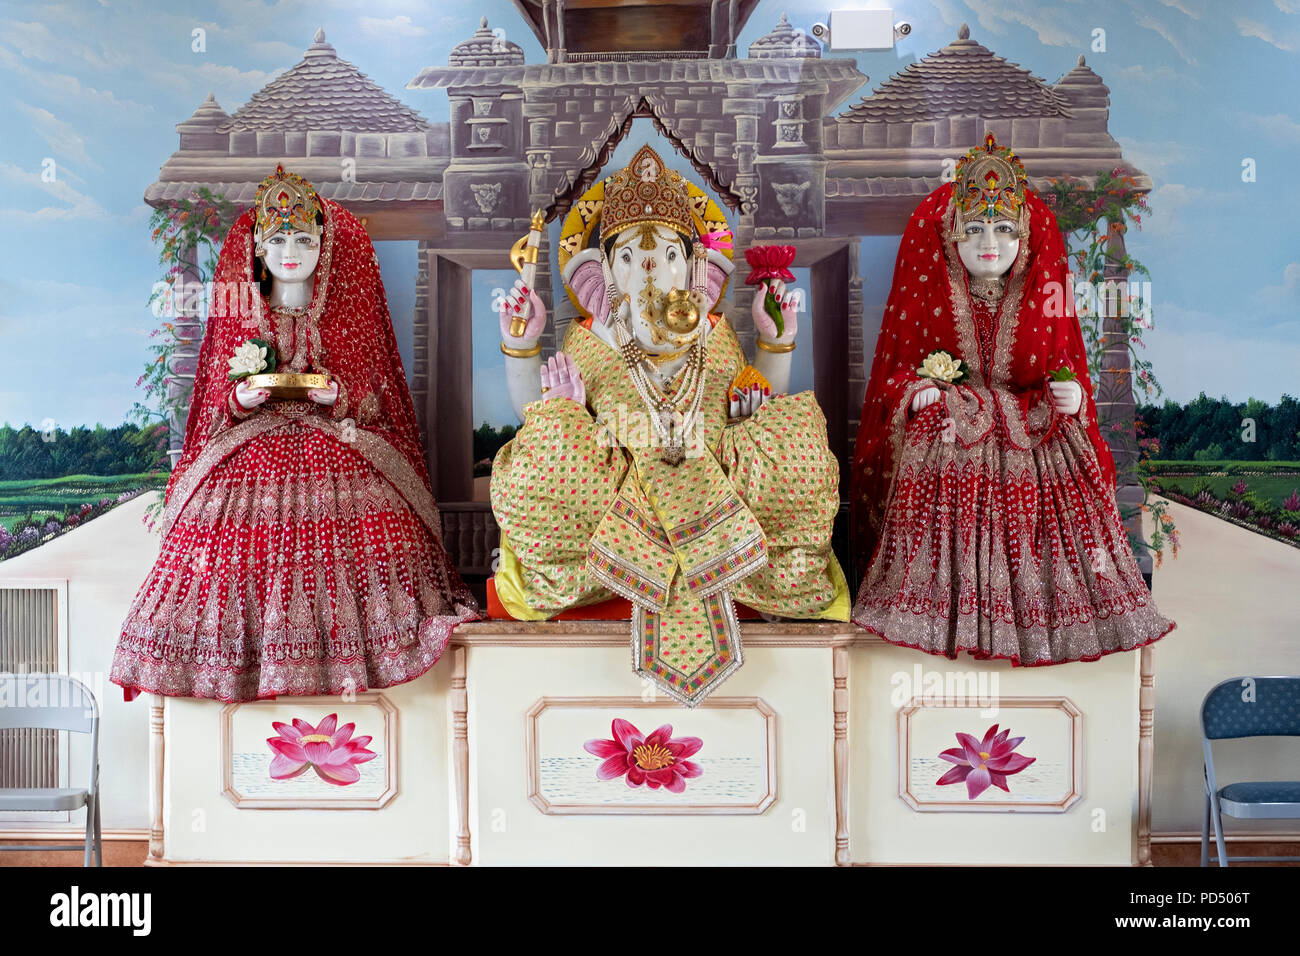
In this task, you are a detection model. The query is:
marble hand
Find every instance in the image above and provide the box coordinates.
[751,279,799,343]
[1049,379,1083,416]
[540,351,586,406]
[910,386,943,414]
[307,380,340,406]
[234,380,271,410]
[499,277,547,345]
[729,383,772,419]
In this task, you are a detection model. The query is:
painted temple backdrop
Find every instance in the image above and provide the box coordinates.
[1,0,1298,849]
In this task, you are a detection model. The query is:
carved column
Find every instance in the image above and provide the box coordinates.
[833,645,850,866]
[1095,228,1149,577]
[451,646,472,865]
[147,696,165,863]
[411,239,431,447]
[428,256,474,503]
[167,241,203,467]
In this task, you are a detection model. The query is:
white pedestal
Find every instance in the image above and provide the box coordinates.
[146,623,1152,866]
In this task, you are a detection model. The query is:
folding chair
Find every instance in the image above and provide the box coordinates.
[0,673,102,866]
[1200,675,1300,866]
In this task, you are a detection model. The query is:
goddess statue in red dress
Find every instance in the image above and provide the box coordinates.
[850,135,1173,664]
[112,166,479,702]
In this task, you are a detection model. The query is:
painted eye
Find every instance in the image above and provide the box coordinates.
[668,248,677,260]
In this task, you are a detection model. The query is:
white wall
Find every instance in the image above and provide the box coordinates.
[1148,500,1300,834]
[0,492,162,831]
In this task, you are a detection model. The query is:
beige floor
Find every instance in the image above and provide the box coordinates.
[0,838,1293,866]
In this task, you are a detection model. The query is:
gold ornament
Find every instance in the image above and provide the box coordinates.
[500,341,542,358]
[599,145,694,245]
[951,133,1029,241]
[253,165,322,247]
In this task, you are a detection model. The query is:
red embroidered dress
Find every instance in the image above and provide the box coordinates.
[112,197,479,701]
[849,182,1173,664]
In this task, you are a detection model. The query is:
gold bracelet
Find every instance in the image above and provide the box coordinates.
[500,341,542,359]
[755,337,795,354]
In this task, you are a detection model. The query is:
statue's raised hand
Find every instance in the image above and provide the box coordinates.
[499,277,547,346]
[540,352,585,407]
[751,279,799,344]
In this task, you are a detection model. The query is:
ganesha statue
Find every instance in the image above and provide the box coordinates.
[490,145,849,706]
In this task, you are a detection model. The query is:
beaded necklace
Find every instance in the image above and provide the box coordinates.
[613,318,707,466]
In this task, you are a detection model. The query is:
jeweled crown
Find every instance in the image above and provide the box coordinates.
[599,145,694,244]
[254,165,322,247]
[952,132,1027,230]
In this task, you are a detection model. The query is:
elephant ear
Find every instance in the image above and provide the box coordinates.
[698,247,734,312]
[561,248,611,326]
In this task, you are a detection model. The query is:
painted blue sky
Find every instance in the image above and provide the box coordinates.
[1,0,1297,430]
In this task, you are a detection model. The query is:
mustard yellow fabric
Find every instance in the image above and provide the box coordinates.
[490,316,846,704]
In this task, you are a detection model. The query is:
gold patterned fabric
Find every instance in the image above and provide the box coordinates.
[491,317,846,705]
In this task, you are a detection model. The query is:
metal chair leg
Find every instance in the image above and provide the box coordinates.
[1209,791,1229,868]
[93,792,103,867]
[82,795,94,867]
[1200,789,1211,866]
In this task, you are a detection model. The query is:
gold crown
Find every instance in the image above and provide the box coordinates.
[254,165,322,247]
[952,132,1028,234]
[599,145,694,244]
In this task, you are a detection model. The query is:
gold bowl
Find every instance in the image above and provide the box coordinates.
[244,372,330,400]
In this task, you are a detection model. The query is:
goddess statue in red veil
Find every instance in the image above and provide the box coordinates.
[112,166,479,702]
[850,135,1173,665]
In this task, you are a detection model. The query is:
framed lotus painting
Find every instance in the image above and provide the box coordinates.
[524,696,777,815]
[219,693,398,809]
[897,696,1083,812]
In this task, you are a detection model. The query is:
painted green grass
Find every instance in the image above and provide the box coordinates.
[1153,474,1300,510]
[0,473,167,531]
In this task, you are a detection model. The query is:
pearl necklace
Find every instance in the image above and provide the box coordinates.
[614,320,707,466]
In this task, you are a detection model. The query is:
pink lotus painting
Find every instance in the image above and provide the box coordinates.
[267,713,376,786]
[936,724,1035,800]
[584,718,703,793]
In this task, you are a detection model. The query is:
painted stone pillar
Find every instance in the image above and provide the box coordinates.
[168,241,203,467]
[1095,227,1151,577]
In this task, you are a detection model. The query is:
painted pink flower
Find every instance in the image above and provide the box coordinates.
[936,723,1035,800]
[583,718,703,793]
[267,713,376,786]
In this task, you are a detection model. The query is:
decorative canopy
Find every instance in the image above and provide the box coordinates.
[748,12,822,59]
[220,28,431,133]
[839,23,1071,124]
[450,17,525,66]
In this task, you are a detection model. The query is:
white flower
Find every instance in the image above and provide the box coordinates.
[228,340,268,377]
[918,350,963,383]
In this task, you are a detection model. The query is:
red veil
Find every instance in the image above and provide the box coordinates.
[162,198,440,537]
[849,182,1115,575]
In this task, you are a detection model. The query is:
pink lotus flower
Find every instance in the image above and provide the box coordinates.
[267,713,376,786]
[743,244,796,284]
[584,718,703,793]
[936,723,1035,800]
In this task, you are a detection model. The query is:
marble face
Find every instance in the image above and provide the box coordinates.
[258,228,321,284]
[957,218,1020,278]
[608,223,697,352]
